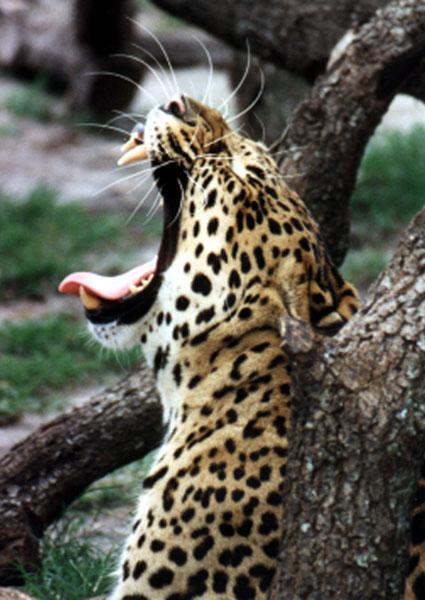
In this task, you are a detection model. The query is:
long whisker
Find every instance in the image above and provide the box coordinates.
[194,155,235,162]
[134,23,180,96]
[186,171,208,207]
[100,161,159,181]
[268,124,291,153]
[271,142,309,157]
[126,178,158,224]
[143,190,163,225]
[130,41,175,98]
[110,108,149,122]
[127,171,153,195]
[78,121,131,137]
[227,68,265,125]
[190,34,214,105]
[219,40,251,114]
[93,166,153,197]
[113,52,171,102]
[251,111,267,144]
[167,179,184,228]
[87,70,160,106]
[108,110,138,125]
[204,127,241,148]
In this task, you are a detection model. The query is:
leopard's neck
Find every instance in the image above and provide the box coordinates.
[148,286,289,431]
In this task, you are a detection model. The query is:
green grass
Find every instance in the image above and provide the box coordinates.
[20,526,116,600]
[352,125,425,235]
[0,123,19,136]
[18,455,156,598]
[5,77,54,121]
[72,454,155,514]
[341,247,389,290]
[0,187,128,300]
[345,125,425,289]
[0,313,140,419]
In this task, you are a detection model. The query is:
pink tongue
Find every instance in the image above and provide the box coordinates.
[58,257,157,300]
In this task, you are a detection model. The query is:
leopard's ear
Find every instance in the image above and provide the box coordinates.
[309,268,359,336]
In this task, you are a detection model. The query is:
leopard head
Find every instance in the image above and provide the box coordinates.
[59,94,334,372]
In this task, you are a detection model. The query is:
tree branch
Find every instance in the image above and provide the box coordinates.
[150,0,386,81]
[0,365,162,584]
[271,207,425,599]
[275,0,425,264]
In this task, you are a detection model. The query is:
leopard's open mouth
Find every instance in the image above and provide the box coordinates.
[59,120,187,325]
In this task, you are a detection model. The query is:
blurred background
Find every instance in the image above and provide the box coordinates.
[1,1,425,597]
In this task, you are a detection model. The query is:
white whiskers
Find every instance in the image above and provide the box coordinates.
[185,171,209,208]
[219,41,252,116]
[191,34,214,106]
[131,40,175,98]
[126,177,159,225]
[113,51,171,102]
[88,70,160,106]
[228,67,265,125]
[134,22,180,97]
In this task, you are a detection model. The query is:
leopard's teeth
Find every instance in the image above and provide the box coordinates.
[79,286,102,310]
[129,283,146,295]
[129,274,154,295]
[118,144,148,166]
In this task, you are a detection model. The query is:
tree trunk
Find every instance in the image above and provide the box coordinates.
[0,366,162,584]
[270,207,425,599]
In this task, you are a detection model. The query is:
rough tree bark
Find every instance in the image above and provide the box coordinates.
[1,0,425,594]
[270,207,425,598]
[0,366,162,584]
[275,0,425,265]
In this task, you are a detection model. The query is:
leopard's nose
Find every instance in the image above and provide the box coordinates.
[162,95,186,118]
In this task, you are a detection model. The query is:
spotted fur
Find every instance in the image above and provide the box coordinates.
[86,96,359,599]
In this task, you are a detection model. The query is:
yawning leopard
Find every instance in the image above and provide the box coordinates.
[60,94,359,599]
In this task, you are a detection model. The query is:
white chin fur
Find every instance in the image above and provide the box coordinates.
[88,320,140,351]
[144,106,176,151]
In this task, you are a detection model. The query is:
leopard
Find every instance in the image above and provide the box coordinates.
[60,94,359,599]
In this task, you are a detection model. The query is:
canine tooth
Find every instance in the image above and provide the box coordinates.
[79,286,101,310]
[129,275,154,295]
[118,144,148,166]
[129,282,146,294]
